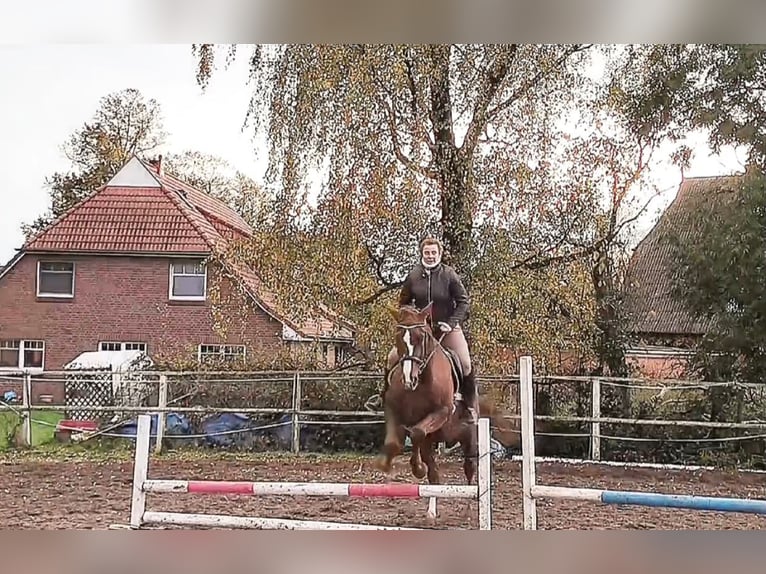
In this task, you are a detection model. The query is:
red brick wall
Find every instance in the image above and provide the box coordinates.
[0,253,285,401]
[625,354,691,379]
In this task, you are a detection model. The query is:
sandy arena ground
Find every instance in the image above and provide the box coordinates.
[2,453,766,529]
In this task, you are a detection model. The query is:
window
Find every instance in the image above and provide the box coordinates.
[198,344,246,363]
[37,261,74,297]
[334,345,350,366]
[99,342,147,352]
[0,340,44,370]
[169,259,206,300]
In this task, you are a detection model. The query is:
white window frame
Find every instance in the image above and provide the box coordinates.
[168,259,207,301]
[197,344,246,363]
[0,339,45,372]
[37,261,75,298]
[98,341,147,353]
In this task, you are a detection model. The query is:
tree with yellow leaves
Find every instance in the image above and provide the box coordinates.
[193,44,671,374]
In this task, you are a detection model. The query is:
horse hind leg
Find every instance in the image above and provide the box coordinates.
[460,424,479,485]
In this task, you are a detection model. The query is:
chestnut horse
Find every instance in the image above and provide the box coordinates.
[375,303,482,486]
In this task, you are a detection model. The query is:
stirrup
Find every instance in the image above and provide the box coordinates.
[365,394,383,412]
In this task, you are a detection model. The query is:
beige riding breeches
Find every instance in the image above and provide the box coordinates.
[386,326,472,376]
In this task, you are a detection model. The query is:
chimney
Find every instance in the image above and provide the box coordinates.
[157,154,164,177]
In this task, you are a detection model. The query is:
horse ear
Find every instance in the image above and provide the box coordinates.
[419,302,433,321]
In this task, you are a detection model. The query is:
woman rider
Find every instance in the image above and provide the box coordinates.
[381,236,478,424]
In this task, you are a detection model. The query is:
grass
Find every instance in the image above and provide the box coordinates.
[0,409,64,449]
[0,438,378,465]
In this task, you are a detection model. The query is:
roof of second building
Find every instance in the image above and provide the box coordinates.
[623,174,743,336]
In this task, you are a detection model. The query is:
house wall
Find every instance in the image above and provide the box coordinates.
[625,349,695,379]
[0,253,285,402]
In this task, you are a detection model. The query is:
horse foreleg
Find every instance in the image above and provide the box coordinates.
[406,407,451,480]
[420,437,440,521]
[408,406,452,444]
[375,411,405,474]
[408,431,427,480]
[421,436,440,484]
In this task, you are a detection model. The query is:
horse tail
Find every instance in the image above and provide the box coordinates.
[477,395,521,451]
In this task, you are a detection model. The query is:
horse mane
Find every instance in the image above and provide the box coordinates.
[397,303,421,315]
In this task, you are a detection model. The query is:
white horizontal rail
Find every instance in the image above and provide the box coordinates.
[531,485,603,502]
[527,414,766,430]
[143,479,478,499]
[142,511,422,530]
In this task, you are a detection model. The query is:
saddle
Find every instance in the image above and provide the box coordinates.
[442,347,465,398]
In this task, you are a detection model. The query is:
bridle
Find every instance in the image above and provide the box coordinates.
[393,320,446,388]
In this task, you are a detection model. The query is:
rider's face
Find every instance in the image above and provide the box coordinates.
[421,244,441,266]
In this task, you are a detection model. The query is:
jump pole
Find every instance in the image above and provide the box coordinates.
[518,355,766,530]
[127,414,493,530]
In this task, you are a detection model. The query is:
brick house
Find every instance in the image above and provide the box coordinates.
[0,156,355,401]
[622,173,743,377]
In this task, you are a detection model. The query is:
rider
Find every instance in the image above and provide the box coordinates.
[383,236,478,424]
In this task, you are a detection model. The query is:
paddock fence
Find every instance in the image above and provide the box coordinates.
[1,368,765,468]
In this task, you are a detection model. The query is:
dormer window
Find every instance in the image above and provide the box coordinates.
[169,259,206,301]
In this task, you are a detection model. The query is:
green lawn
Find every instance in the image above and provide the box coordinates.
[0,409,64,449]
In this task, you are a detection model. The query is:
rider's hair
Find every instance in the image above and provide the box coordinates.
[419,236,443,254]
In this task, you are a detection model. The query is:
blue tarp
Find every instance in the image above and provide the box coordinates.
[115,413,192,438]
[201,412,257,447]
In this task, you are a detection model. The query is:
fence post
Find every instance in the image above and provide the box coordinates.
[590,377,601,461]
[21,371,32,447]
[291,372,302,454]
[130,414,151,529]
[154,374,168,454]
[519,355,537,530]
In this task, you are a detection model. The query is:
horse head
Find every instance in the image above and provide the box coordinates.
[390,303,435,391]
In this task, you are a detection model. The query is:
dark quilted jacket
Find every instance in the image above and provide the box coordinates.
[398,263,469,327]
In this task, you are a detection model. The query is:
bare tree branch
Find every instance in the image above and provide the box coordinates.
[353,281,404,306]
[460,45,517,157]
[485,45,593,124]
[366,51,439,180]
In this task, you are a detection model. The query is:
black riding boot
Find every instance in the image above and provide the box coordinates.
[461,371,479,424]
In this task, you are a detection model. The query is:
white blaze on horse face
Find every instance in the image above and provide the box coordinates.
[402,329,415,385]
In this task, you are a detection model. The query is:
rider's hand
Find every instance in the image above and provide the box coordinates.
[437,322,452,333]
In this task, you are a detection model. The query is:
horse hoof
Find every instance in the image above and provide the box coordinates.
[375,455,393,474]
[412,463,427,479]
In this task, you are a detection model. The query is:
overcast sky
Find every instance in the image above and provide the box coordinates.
[0,44,748,265]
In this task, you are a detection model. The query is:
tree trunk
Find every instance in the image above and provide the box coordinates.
[428,45,474,282]
[591,249,631,417]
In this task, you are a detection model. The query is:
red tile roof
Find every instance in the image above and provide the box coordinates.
[25,186,211,254]
[152,165,253,238]
[230,261,354,341]
[20,156,353,342]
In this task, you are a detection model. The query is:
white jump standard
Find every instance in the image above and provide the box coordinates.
[128,414,493,530]
[518,355,766,530]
